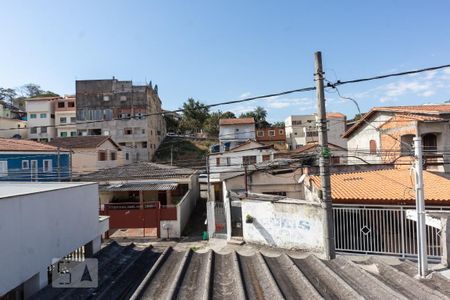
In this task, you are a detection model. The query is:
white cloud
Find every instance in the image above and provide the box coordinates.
[265,96,314,109]
[239,92,251,99]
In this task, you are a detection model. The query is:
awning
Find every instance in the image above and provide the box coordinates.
[100,182,178,192]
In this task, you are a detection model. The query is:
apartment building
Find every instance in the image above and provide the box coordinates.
[75,78,166,163]
[255,126,286,149]
[0,101,27,139]
[218,118,255,151]
[55,97,77,138]
[25,96,59,142]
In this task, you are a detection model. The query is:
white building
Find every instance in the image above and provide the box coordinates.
[55,97,77,138]
[219,118,255,150]
[0,182,109,298]
[25,96,59,142]
[284,113,347,150]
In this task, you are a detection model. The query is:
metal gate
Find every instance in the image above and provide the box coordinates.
[333,205,444,259]
[214,201,227,234]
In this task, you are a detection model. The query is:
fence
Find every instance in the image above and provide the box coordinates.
[333,205,446,259]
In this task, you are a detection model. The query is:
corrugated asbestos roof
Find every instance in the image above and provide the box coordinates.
[310,168,450,204]
[34,242,450,300]
[100,182,178,191]
[76,162,196,181]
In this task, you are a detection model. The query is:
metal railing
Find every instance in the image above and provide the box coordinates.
[333,205,446,259]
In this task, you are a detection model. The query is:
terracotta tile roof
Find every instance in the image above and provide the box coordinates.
[294,142,346,153]
[48,136,120,150]
[310,168,450,204]
[219,118,255,125]
[343,104,450,138]
[0,138,70,152]
[326,112,346,119]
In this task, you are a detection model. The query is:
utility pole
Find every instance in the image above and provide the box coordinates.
[244,164,248,197]
[314,51,335,260]
[57,146,61,182]
[414,136,428,277]
[206,154,215,238]
[170,144,173,166]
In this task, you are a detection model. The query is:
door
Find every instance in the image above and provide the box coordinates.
[31,160,38,181]
[230,201,243,237]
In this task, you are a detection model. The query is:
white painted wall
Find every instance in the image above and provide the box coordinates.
[219,124,256,143]
[241,198,324,252]
[284,115,316,149]
[0,182,101,296]
[209,148,276,174]
[26,99,56,140]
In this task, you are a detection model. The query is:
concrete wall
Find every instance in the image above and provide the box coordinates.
[219,124,255,143]
[209,148,276,174]
[0,183,100,296]
[241,198,324,252]
[71,141,124,174]
[0,118,28,139]
[26,99,56,141]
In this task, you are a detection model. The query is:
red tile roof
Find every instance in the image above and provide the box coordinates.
[326,112,346,119]
[294,142,346,153]
[219,118,255,125]
[0,138,70,152]
[310,168,450,204]
[48,136,120,149]
[343,104,450,138]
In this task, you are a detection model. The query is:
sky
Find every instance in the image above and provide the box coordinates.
[1,1,450,122]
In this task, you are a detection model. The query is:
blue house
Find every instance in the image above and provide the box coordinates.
[0,138,71,181]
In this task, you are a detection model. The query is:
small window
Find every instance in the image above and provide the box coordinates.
[369,140,377,155]
[120,96,127,101]
[60,117,67,123]
[57,102,65,108]
[30,113,37,119]
[30,127,37,134]
[68,101,75,108]
[142,142,148,148]
[125,153,130,160]
[279,129,284,134]
[103,130,110,136]
[243,155,257,165]
[0,161,7,177]
[110,151,117,161]
[226,157,231,166]
[268,130,275,137]
[40,113,47,118]
[262,155,271,161]
[22,160,29,169]
[103,95,110,101]
[124,128,133,135]
[98,151,107,161]
[257,131,264,137]
[70,117,76,124]
[70,131,77,137]
[235,128,240,132]
[216,157,221,166]
[41,126,47,133]
[60,132,68,137]
[142,129,145,134]
[43,159,52,173]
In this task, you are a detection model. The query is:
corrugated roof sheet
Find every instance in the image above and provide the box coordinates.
[76,162,196,181]
[219,118,255,125]
[310,168,450,204]
[34,242,450,300]
[48,136,120,149]
[0,138,70,152]
[100,182,178,191]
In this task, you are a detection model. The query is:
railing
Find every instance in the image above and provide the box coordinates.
[333,205,446,259]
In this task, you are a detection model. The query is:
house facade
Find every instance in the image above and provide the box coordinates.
[0,138,71,181]
[48,136,123,174]
[75,78,166,163]
[218,118,255,151]
[25,96,59,142]
[255,126,286,149]
[344,104,450,171]
[55,97,77,138]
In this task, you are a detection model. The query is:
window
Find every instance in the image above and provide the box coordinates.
[262,154,271,161]
[70,131,77,137]
[369,140,377,155]
[68,101,75,108]
[0,161,7,177]
[142,142,147,148]
[60,132,68,137]
[423,133,438,153]
[268,130,275,137]
[235,128,240,132]
[41,126,47,133]
[40,113,47,118]
[216,157,221,166]
[103,95,110,101]
[125,153,130,160]
[243,155,257,165]
[60,117,67,123]
[57,102,65,108]
[124,128,133,135]
[30,127,38,134]
[120,96,127,101]
[43,159,52,173]
[257,131,264,137]
[98,151,107,161]
[263,191,287,196]
[279,129,284,135]
[400,135,414,155]
[22,160,29,169]
[110,151,117,161]
[142,129,145,134]
[70,117,76,123]
[103,130,110,136]
[226,157,231,166]
[30,113,37,119]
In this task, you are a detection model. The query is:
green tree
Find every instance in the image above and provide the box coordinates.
[272,121,285,127]
[19,83,59,98]
[239,106,269,128]
[204,111,222,137]
[221,111,236,119]
[181,98,210,132]
[0,88,17,104]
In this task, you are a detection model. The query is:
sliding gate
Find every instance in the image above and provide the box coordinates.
[333,205,445,259]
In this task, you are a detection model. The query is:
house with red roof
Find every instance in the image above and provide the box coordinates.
[343,104,450,172]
